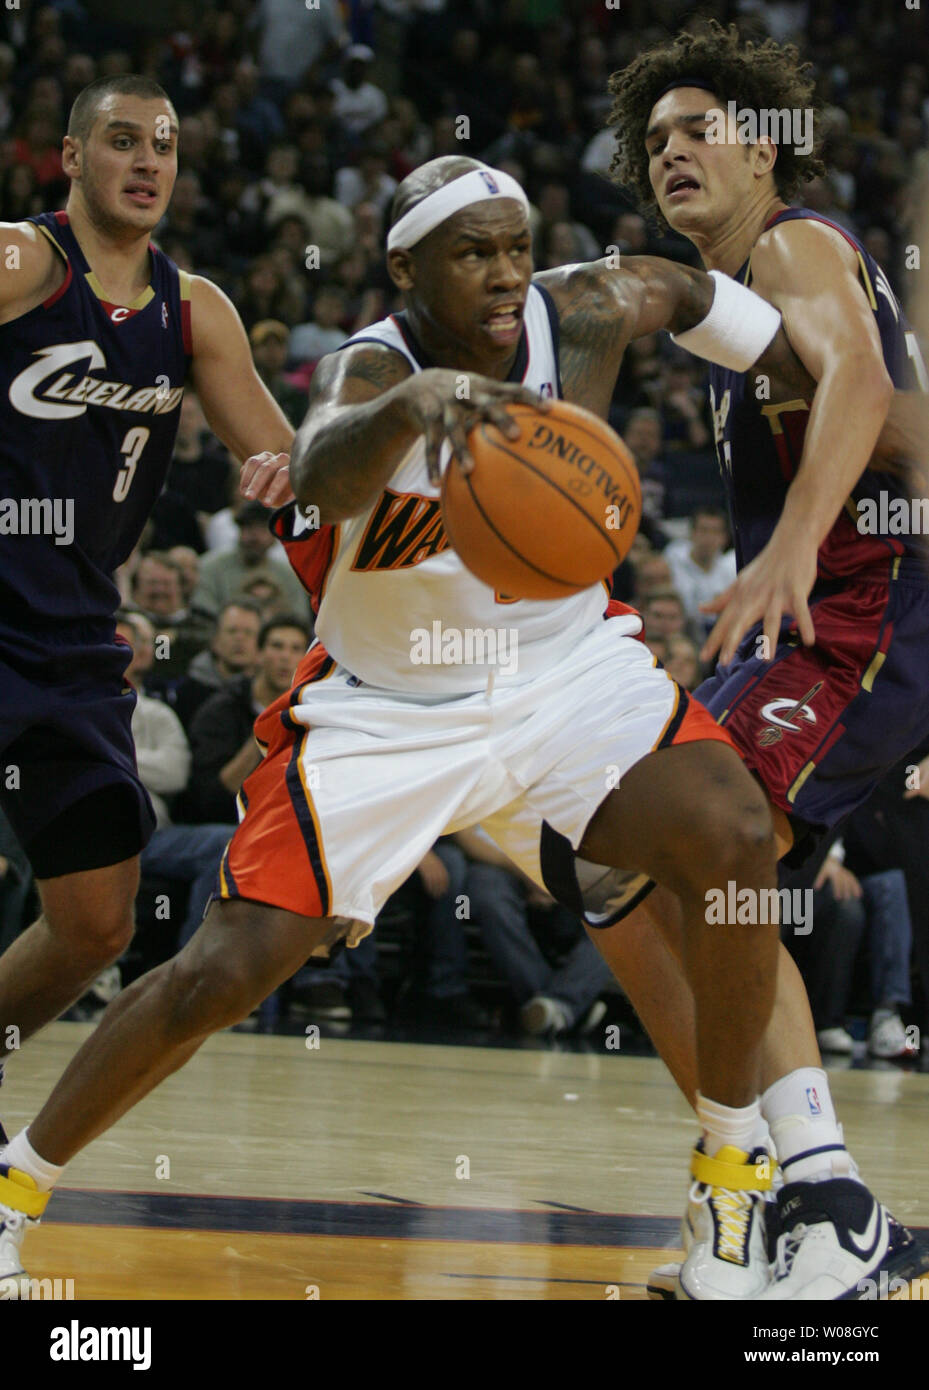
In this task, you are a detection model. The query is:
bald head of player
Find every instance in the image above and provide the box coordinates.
[62,75,179,238]
[385,156,533,377]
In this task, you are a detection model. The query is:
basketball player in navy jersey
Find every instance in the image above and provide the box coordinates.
[593,23,929,1299]
[0,75,297,1130]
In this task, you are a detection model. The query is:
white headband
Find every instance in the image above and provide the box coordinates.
[386,165,531,251]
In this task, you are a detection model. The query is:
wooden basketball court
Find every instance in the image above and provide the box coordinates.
[5,1022,928,1300]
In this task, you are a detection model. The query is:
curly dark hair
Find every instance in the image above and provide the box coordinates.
[606,21,825,219]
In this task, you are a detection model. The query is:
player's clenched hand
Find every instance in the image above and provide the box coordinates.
[700,532,818,667]
[398,369,549,486]
[240,451,294,508]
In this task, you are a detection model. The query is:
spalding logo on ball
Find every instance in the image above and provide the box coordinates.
[441,398,642,600]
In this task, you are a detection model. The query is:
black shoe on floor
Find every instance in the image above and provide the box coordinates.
[289,981,352,1021]
[350,977,387,1023]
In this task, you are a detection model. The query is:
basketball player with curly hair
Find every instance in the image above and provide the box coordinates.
[595,21,929,1299]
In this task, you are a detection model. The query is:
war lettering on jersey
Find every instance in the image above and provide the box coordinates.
[709,208,929,582]
[0,212,192,646]
[351,489,449,571]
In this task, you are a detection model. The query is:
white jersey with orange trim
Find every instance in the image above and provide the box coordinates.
[310,284,638,694]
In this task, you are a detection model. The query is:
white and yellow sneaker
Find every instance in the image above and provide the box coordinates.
[676,1144,773,1300]
[0,1164,49,1299]
[648,1157,782,1299]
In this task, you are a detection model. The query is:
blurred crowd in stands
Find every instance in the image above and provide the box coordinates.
[1,0,927,1054]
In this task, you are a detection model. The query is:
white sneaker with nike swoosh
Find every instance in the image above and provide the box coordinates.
[759,1178,923,1300]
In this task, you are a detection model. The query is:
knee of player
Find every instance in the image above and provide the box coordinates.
[65,907,136,963]
[164,950,257,1036]
[701,797,776,884]
[671,796,776,898]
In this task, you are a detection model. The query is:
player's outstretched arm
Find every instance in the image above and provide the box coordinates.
[188,276,295,508]
[291,344,545,524]
[0,221,63,321]
[701,220,894,665]
[536,256,781,418]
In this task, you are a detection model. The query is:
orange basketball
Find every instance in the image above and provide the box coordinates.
[441,399,641,600]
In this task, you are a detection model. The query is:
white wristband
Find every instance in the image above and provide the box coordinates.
[670,269,781,372]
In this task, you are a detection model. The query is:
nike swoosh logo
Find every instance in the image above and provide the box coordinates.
[848,1203,884,1261]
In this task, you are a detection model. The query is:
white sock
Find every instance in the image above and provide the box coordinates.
[762,1068,860,1184]
[696,1092,762,1158]
[1,1128,65,1193]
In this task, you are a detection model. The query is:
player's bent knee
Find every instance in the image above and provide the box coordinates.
[161,953,260,1038]
[659,797,775,900]
[53,909,136,965]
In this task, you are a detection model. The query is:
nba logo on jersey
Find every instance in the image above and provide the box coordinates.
[479,171,500,195]
[162,301,169,329]
[539,382,554,398]
[806,1086,823,1115]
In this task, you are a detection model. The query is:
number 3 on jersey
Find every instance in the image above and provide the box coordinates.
[114,426,150,502]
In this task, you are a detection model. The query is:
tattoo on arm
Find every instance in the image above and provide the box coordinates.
[548,268,632,411]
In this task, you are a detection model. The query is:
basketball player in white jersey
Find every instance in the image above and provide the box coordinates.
[0,156,853,1298]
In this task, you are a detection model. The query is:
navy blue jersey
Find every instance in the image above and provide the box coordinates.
[0,211,192,649]
[709,208,929,583]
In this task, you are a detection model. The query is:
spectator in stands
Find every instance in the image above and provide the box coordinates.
[643,590,690,643]
[117,612,232,954]
[632,552,674,606]
[172,599,262,732]
[660,359,711,450]
[186,616,310,824]
[250,320,308,426]
[665,634,700,690]
[131,551,214,680]
[611,211,650,254]
[330,45,388,138]
[235,254,295,332]
[335,146,397,214]
[1,163,42,221]
[387,837,490,1029]
[256,0,346,97]
[289,286,350,365]
[166,545,200,606]
[536,180,599,260]
[239,575,287,618]
[455,828,610,1039]
[843,739,929,1042]
[287,933,384,1025]
[162,392,233,527]
[191,500,310,621]
[539,219,589,270]
[155,169,224,269]
[663,507,737,641]
[622,407,668,539]
[787,841,918,1061]
[298,152,355,266]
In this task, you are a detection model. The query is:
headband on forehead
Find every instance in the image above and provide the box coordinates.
[656,76,719,100]
[386,165,530,251]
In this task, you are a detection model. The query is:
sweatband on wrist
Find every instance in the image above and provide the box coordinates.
[386,165,530,251]
[670,269,781,371]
